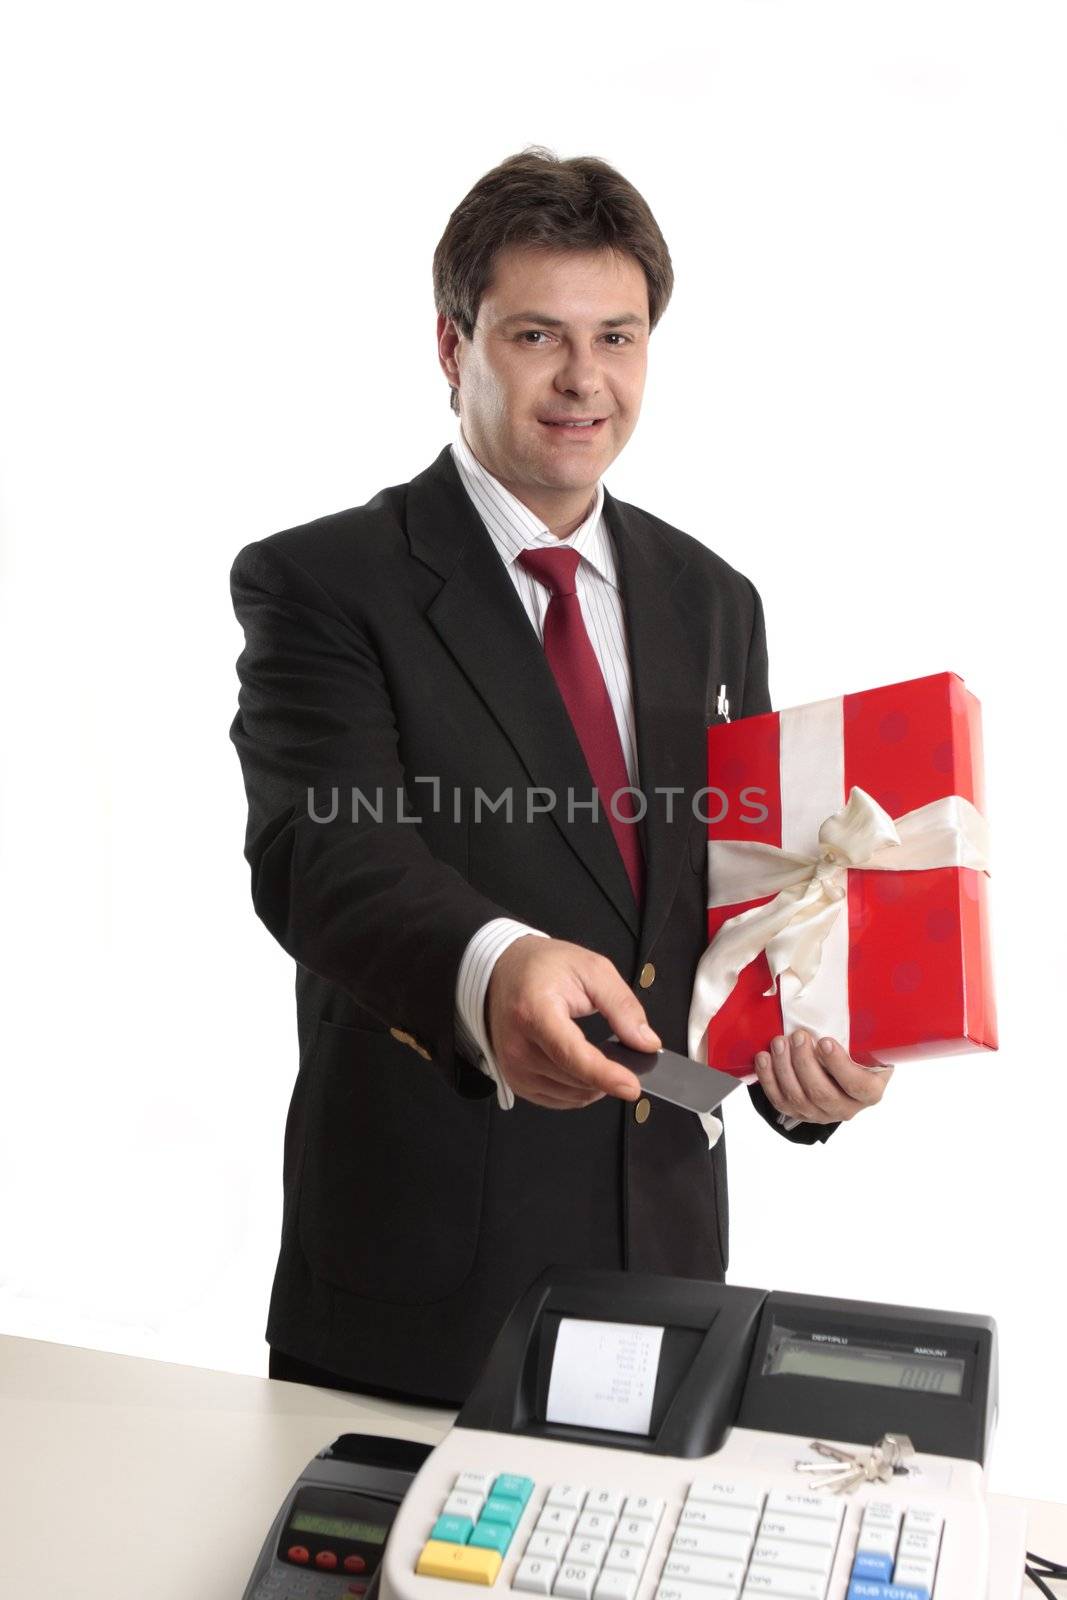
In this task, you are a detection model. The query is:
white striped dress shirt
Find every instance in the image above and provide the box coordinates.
[450,424,641,1111]
[448,425,785,1139]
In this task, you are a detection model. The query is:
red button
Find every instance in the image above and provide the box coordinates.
[315,1551,339,1570]
[286,1546,310,1565]
[344,1555,367,1573]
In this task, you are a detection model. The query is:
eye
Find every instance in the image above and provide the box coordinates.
[603,333,631,346]
[519,330,550,344]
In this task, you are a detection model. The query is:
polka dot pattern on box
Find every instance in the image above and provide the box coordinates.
[892,961,923,994]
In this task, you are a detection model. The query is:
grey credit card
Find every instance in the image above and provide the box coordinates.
[599,1037,745,1115]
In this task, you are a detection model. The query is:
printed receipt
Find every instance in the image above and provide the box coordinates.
[546,1318,666,1435]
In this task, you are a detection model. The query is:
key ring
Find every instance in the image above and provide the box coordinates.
[795,1434,915,1494]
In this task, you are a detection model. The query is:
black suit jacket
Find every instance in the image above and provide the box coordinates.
[227,443,835,1403]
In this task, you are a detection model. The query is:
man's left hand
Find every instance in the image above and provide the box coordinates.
[753,1029,893,1124]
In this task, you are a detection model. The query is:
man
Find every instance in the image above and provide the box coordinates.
[228,147,890,1405]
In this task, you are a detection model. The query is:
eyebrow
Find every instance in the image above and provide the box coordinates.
[498,311,647,330]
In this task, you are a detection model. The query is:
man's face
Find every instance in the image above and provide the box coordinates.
[439,244,649,531]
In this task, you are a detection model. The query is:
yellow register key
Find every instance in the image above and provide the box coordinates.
[416,1540,502,1585]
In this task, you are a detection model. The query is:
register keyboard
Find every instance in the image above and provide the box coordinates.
[390,1426,993,1600]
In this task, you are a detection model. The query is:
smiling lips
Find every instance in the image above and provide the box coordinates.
[540,416,607,434]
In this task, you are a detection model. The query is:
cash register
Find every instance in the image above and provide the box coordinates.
[246,1269,1032,1600]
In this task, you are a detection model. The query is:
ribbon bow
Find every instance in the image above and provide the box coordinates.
[687,786,991,1064]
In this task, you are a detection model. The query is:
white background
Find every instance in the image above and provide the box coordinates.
[1,0,1064,1504]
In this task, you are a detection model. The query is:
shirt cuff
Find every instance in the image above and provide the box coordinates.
[455,918,550,1110]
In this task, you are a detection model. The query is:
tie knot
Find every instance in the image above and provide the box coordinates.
[517,545,581,597]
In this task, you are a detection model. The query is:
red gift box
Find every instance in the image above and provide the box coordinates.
[687,671,997,1076]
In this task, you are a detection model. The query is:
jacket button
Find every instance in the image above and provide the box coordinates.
[638,962,656,989]
[634,1097,651,1125]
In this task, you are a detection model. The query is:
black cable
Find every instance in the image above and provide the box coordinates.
[1025,1565,1057,1598]
[1028,1548,1067,1578]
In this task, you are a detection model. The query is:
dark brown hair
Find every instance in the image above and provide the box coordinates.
[433,145,674,414]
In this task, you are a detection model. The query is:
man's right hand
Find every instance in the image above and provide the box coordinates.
[485,935,661,1109]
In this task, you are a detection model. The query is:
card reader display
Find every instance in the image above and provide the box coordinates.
[241,1431,432,1600]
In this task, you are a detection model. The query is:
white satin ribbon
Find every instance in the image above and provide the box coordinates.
[687,785,991,1068]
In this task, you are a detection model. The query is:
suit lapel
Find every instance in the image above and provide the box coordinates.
[406,446,712,955]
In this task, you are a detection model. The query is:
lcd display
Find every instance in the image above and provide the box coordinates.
[289,1511,388,1543]
[767,1335,965,1396]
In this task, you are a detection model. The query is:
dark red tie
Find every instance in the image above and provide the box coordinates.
[517,546,645,908]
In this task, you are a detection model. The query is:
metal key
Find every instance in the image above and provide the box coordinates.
[795,1434,915,1494]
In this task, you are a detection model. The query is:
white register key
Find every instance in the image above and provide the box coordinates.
[902,1508,944,1537]
[615,1518,655,1549]
[586,1489,624,1518]
[670,1527,753,1564]
[527,1532,569,1563]
[749,1538,834,1578]
[763,1490,843,1524]
[741,1566,827,1598]
[454,1471,494,1497]
[442,1490,485,1521]
[553,1560,600,1600]
[894,1555,939,1590]
[898,1526,942,1559]
[593,1570,640,1600]
[514,1556,559,1596]
[854,1524,897,1557]
[657,1581,741,1600]
[755,1512,839,1547]
[601,1543,648,1578]
[576,1511,617,1542]
[862,1501,901,1530]
[538,1506,580,1539]
[566,1537,608,1570]
[661,1552,746,1589]
[622,1495,664,1525]
[688,1479,764,1512]
[547,1485,587,1512]
[678,1502,760,1539]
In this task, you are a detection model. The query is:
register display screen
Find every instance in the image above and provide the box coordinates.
[546,1318,665,1435]
[767,1333,966,1395]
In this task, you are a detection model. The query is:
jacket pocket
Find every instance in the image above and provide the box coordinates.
[298,1018,490,1305]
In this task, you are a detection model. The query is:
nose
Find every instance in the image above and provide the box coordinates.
[553,343,603,401]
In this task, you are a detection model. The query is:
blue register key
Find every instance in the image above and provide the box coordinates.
[492,1474,534,1507]
[468,1520,513,1555]
[430,1514,473,1544]
[480,1494,522,1529]
[852,1551,895,1582]
[847,1582,931,1600]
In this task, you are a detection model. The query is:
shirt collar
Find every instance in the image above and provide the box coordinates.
[451,424,616,588]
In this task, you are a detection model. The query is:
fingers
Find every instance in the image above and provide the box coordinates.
[514,1073,606,1110]
[487,939,657,1109]
[815,1037,894,1103]
[755,1032,828,1122]
[527,997,643,1101]
[753,1031,893,1123]
[579,954,662,1055]
[505,1036,610,1110]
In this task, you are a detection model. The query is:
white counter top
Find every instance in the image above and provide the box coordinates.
[1,1334,1063,1599]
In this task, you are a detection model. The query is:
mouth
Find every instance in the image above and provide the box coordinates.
[539,417,608,439]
